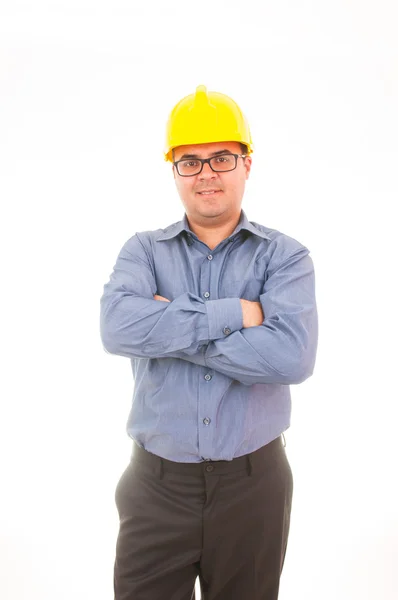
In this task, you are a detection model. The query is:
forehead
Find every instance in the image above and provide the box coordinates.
[174,141,242,160]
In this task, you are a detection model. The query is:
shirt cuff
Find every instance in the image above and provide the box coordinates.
[205,297,243,340]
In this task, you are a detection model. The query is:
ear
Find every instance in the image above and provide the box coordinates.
[244,156,252,179]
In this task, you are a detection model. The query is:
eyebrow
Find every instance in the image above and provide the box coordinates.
[178,149,233,160]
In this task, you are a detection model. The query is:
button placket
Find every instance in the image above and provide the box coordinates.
[203,249,215,300]
[198,250,217,460]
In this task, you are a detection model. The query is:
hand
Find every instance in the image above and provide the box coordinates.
[153,295,264,329]
[240,299,264,328]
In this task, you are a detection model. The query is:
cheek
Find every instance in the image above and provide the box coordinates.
[226,174,245,194]
[176,179,194,198]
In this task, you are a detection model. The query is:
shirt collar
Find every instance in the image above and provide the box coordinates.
[155,209,271,243]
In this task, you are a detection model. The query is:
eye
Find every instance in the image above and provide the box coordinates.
[214,155,232,164]
[182,160,200,168]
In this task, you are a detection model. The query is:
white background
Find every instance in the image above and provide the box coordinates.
[1,1,397,599]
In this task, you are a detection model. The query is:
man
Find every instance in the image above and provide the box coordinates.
[100,85,318,600]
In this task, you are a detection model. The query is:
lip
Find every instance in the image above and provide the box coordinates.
[196,190,222,195]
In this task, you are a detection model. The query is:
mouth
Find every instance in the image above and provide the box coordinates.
[196,189,223,196]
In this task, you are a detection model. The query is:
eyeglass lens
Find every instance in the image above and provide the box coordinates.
[177,154,237,176]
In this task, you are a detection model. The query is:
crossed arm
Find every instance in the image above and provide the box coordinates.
[100,234,318,386]
[154,294,264,329]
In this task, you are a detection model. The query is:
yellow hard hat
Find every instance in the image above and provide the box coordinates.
[164,85,253,162]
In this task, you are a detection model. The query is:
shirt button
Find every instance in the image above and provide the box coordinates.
[203,292,210,298]
[204,374,212,381]
[203,417,211,426]
[207,255,213,260]
[205,464,214,472]
[223,327,231,335]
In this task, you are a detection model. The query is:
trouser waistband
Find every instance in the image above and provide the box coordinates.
[130,435,285,478]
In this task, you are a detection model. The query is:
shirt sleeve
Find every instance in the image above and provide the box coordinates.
[100,234,243,360]
[200,246,319,385]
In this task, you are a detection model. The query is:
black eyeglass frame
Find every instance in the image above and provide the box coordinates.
[173,153,247,177]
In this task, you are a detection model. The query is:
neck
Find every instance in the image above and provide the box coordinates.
[186,211,241,250]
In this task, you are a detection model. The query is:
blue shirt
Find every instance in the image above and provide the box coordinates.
[100,209,318,462]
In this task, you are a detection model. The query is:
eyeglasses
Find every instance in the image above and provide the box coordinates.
[173,153,247,177]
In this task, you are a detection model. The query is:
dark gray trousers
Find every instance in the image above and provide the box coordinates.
[114,435,293,600]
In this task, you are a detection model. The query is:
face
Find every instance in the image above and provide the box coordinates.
[172,141,252,224]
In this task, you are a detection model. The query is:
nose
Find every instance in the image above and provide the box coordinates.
[199,161,216,180]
